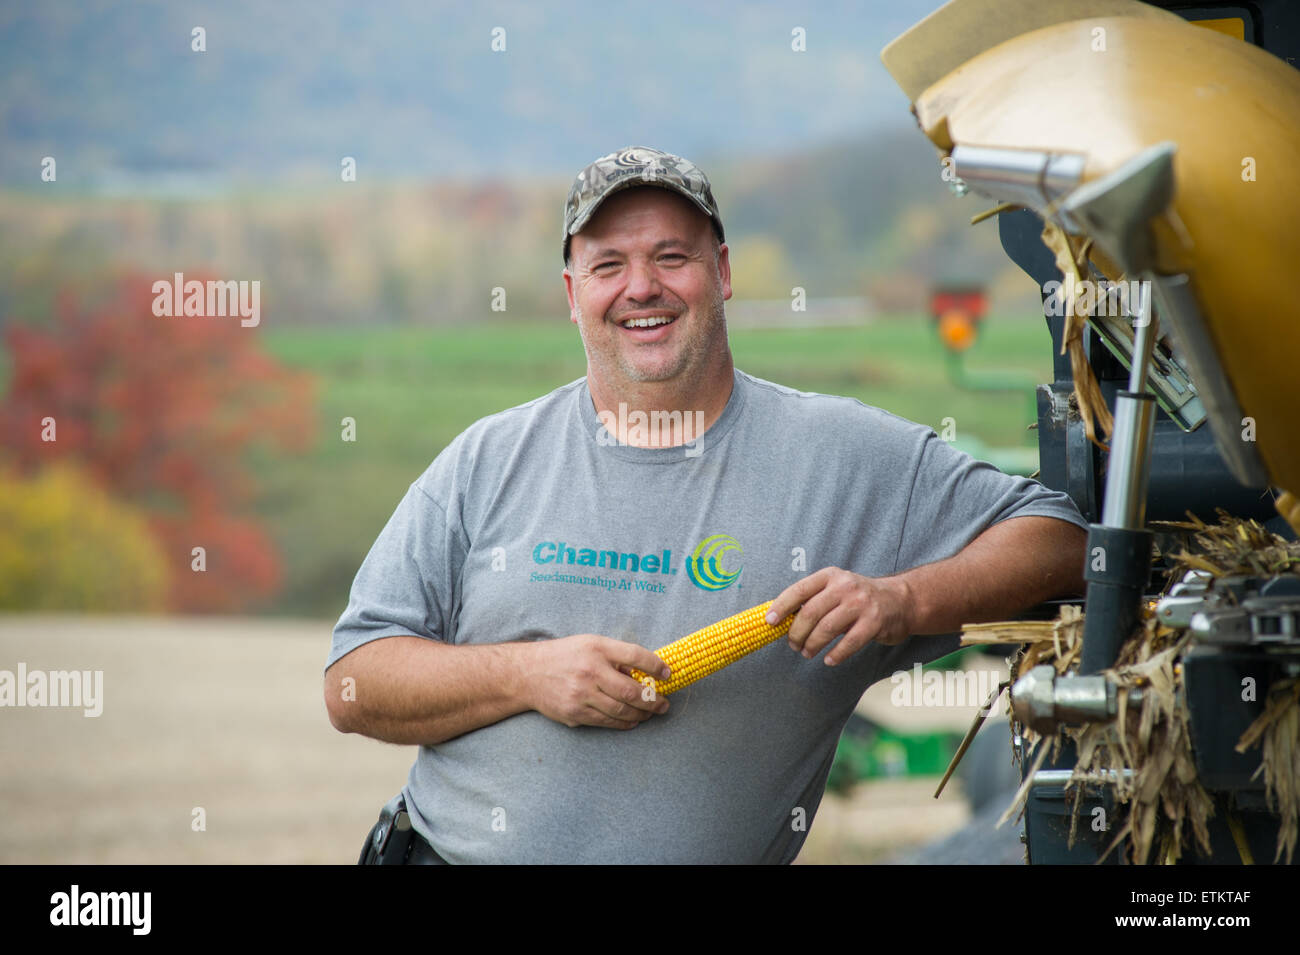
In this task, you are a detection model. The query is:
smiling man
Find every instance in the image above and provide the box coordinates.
[326,145,1089,864]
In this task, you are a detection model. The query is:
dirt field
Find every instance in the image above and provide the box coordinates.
[0,614,978,864]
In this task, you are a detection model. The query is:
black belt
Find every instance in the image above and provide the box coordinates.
[358,793,450,865]
[406,829,450,865]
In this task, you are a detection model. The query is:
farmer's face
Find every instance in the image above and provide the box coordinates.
[564,187,731,389]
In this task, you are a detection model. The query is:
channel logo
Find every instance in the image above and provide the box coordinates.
[686,534,742,591]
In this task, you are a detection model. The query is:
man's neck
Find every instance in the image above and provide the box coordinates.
[587,359,736,449]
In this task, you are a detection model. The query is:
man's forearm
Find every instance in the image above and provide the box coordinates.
[891,515,1087,636]
[325,636,535,746]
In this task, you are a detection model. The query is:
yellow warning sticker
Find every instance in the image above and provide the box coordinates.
[1191,17,1245,41]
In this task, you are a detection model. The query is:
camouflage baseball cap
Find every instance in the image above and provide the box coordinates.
[563,146,725,262]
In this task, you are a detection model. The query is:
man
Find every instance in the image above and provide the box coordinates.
[326,145,1088,864]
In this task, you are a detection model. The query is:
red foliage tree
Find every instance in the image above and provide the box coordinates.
[0,274,317,612]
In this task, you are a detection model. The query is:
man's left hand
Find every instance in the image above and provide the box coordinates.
[766,567,914,667]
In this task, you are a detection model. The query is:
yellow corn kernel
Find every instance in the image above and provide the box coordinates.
[630,600,795,696]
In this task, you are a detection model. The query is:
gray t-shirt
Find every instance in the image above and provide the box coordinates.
[328,368,1088,863]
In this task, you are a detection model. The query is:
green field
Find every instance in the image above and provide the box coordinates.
[256,316,1055,617]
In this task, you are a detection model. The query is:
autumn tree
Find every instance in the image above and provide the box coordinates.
[0,274,316,612]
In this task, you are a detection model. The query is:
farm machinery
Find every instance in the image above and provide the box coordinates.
[883,0,1300,863]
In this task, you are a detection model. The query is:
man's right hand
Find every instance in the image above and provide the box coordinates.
[522,634,671,730]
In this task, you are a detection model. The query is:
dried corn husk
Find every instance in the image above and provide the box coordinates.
[1040,221,1114,451]
[990,609,1212,864]
[955,509,1300,864]
[1151,507,1300,578]
[1235,679,1300,863]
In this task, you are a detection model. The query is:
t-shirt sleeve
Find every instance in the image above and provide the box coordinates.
[325,481,467,672]
[892,428,1089,575]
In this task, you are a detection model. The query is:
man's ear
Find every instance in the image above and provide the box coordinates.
[717,242,732,302]
[563,266,578,323]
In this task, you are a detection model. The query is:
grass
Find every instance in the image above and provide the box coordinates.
[254,315,1055,617]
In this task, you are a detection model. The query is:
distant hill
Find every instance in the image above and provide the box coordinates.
[711,128,1024,303]
[0,0,951,185]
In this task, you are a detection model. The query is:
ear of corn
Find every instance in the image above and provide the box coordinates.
[630,600,795,696]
